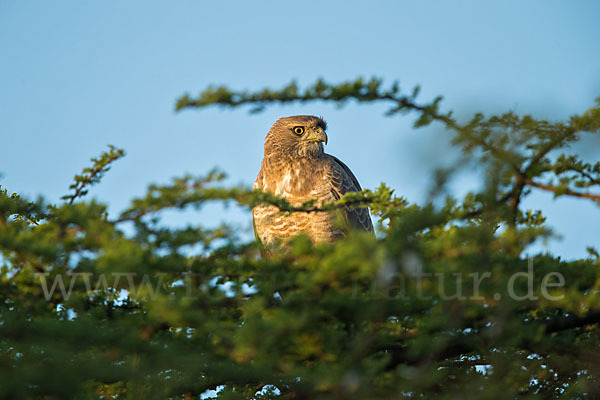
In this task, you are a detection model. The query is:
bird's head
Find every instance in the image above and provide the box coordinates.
[264,115,328,157]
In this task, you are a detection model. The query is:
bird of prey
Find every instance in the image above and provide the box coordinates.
[252,115,373,251]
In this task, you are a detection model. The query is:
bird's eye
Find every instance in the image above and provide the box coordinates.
[293,126,304,135]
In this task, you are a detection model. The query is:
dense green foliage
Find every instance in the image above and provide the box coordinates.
[1,78,600,399]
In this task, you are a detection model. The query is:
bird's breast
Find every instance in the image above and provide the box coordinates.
[273,169,295,197]
[262,163,321,200]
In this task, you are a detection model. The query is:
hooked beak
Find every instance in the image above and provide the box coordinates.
[303,128,328,145]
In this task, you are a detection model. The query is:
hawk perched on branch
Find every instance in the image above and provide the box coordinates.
[252,115,373,250]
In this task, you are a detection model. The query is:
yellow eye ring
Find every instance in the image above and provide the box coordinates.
[293,126,304,135]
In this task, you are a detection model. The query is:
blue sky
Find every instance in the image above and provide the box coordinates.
[1,1,599,259]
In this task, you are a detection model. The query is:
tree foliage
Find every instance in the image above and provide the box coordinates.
[1,77,600,399]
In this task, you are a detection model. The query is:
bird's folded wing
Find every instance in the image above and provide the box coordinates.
[325,155,374,233]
